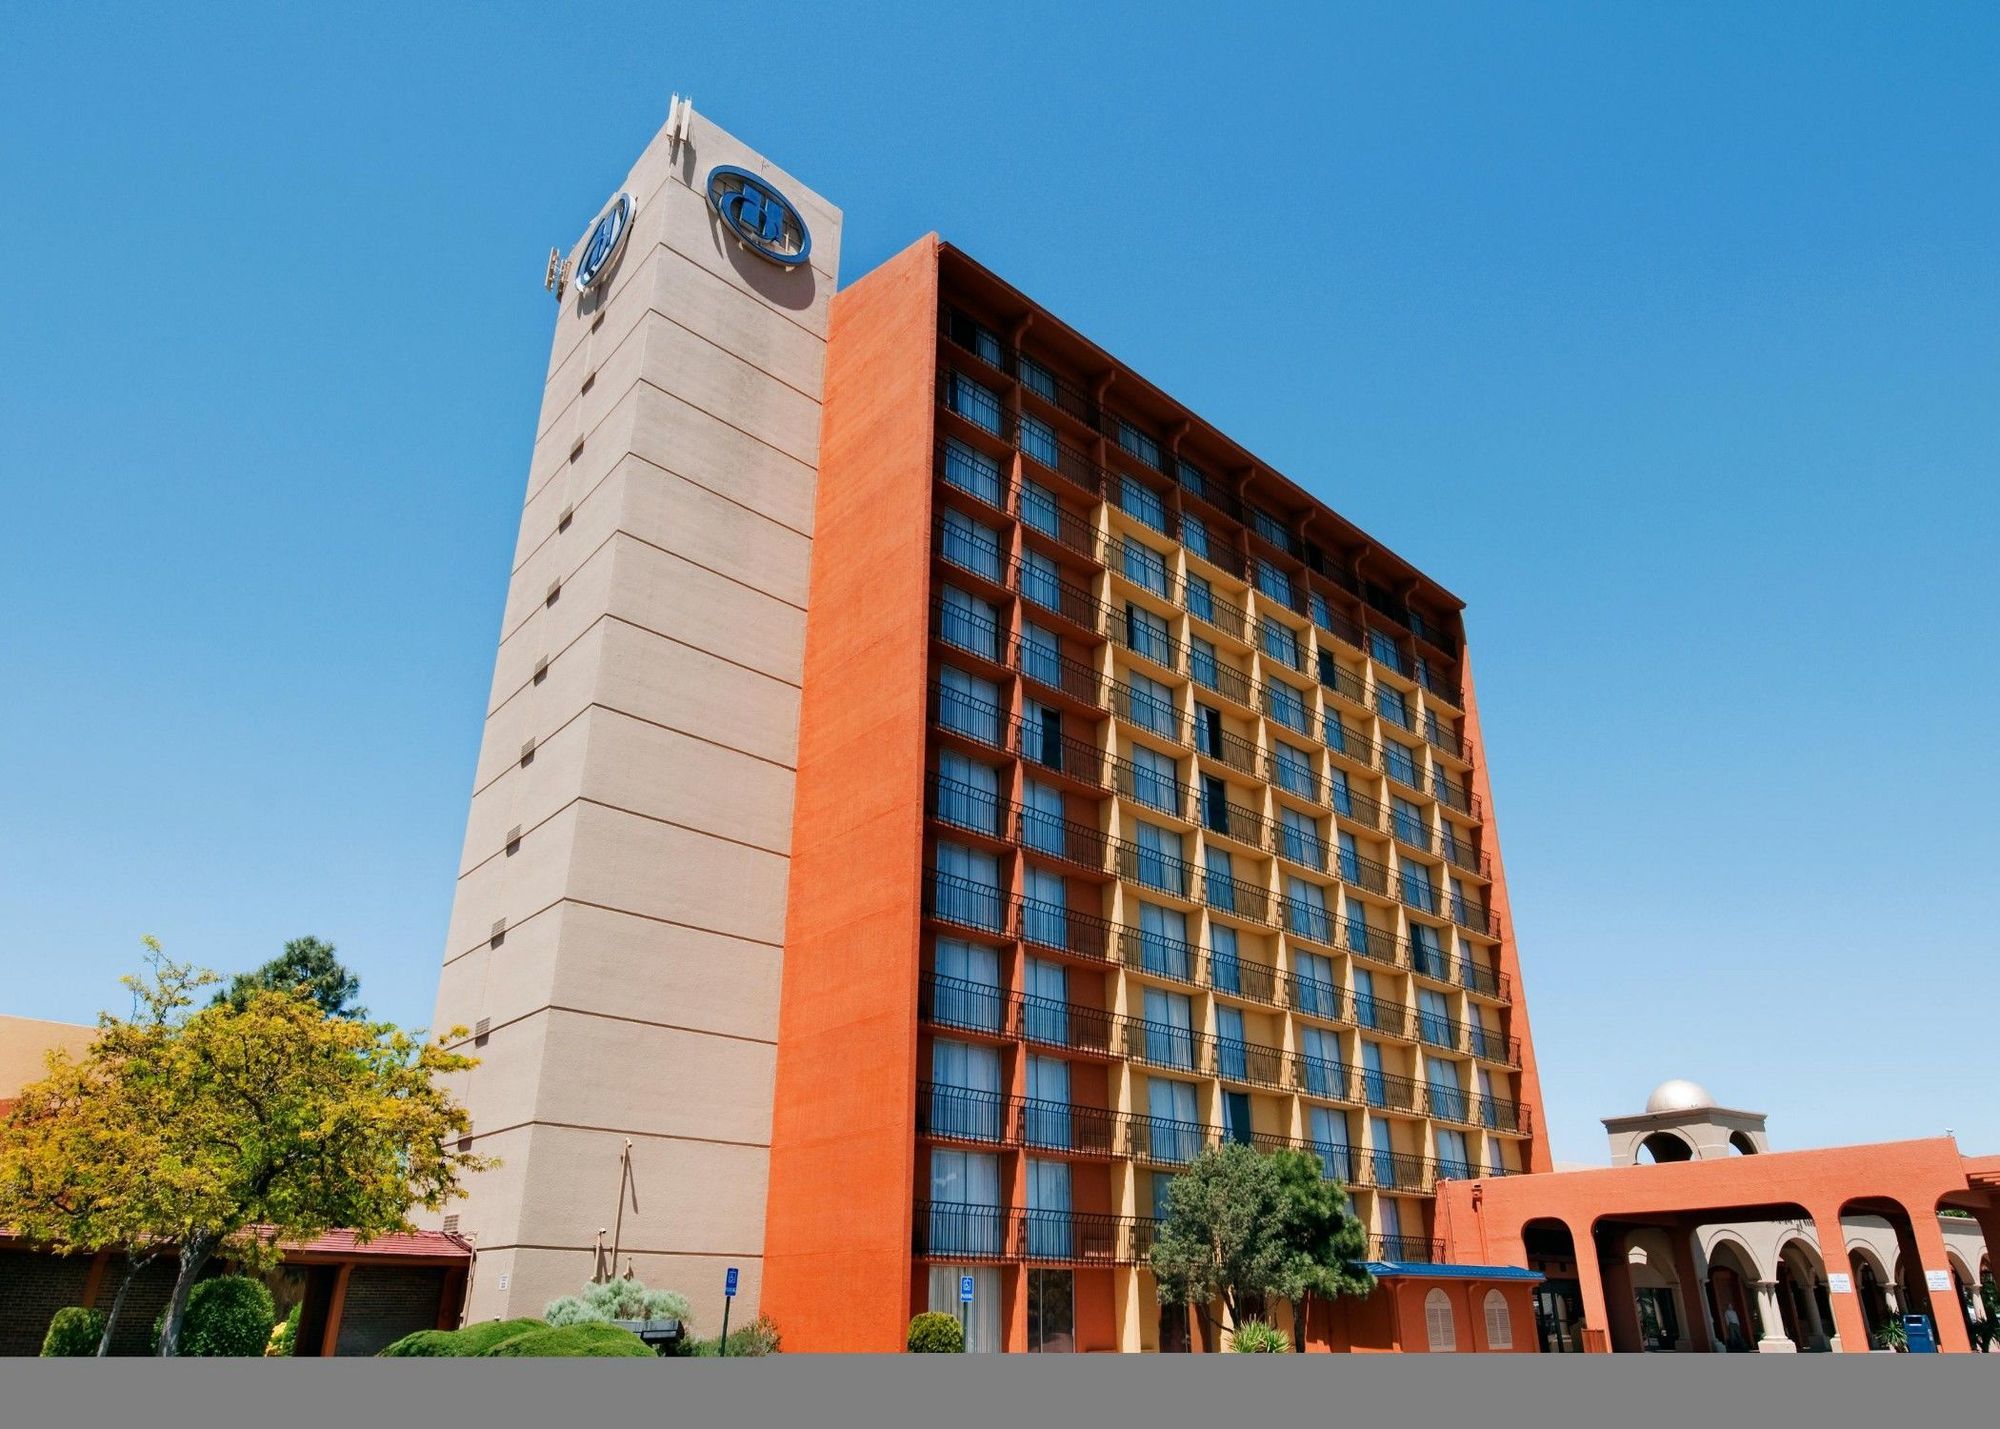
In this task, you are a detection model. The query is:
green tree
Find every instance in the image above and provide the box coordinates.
[0,943,490,1355]
[1148,1143,1290,1338]
[1265,1148,1374,1350]
[218,936,365,1020]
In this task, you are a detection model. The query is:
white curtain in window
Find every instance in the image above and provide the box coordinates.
[939,666,1001,744]
[1483,1290,1512,1349]
[928,1266,1002,1353]
[938,751,999,834]
[1425,1289,1457,1352]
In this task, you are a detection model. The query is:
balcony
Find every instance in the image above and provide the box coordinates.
[1115,922,1205,990]
[1331,786,1387,833]
[1369,1235,1445,1264]
[1199,792,1275,855]
[1212,1034,1289,1092]
[1318,658,1369,710]
[1337,850,1392,898]
[1324,720,1383,775]
[1125,1113,1216,1167]
[1448,893,1500,940]
[922,873,1117,963]
[912,1202,1158,1266]
[1111,835,1198,899]
[1109,752,1191,822]
[1112,679,1190,744]
[1011,555,1113,640]
[1112,609,1190,676]
[1017,638,1107,709]
[1194,724,1262,780]
[1202,869,1273,926]
[1011,802,1111,876]
[1012,716,1108,791]
[917,974,1117,1058]
[1431,770,1477,818]
[1181,580,1248,643]
[1423,713,1466,763]
[1191,657,1256,711]
[1012,481,1099,565]
[914,1083,1123,1159]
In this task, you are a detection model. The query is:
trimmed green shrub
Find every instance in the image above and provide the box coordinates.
[41,1306,106,1357]
[907,1311,964,1353]
[480,1322,654,1358]
[1230,1319,1291,1353]
[380,1317,548,1357]
[267,1303,300,1357]
[155,1276,275,1357]
[544,1277,691,1327]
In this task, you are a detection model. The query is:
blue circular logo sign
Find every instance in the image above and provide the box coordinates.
[573,192,635,294]
[706,166,811,269]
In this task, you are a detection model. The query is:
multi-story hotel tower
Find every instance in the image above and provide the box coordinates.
[436,106,1548,1352]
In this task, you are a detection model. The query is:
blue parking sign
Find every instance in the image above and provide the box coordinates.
[725,1266,739,1298]
[960,1275,975,1304]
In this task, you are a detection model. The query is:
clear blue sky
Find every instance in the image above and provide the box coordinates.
[2,4,1994,1167]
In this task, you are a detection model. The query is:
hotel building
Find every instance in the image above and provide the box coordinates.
[433,105,1551,1352]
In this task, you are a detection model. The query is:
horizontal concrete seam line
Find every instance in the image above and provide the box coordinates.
[493,525,808,661]
[524,368,818,510]
[459,1119,771,1151]
[533,246,829,445]
[476,1244,769,1260]
[453,791,759,883]
[508,447,812,587]
[506,460,620,578]
[574,794,793,859]
[445,1003,778,1052]
[442,896,786,968]
[495,526,620,648]
[466,693,798,805]
[440,897,564,968]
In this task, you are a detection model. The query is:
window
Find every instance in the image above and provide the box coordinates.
[1286,876,1331,943]
[1428,1058,1468,1125]
[1425,1289,1457,1352]
[1020,354,1056,402]
[1215,1005,1247,1082]
[1199,774,1230,836]
[1436,1128,1472,1181]
[1384,740,1419,788]
[1129,746,1181,816]
[1478,1066,1501,1131]
[1418,989,1453,1047]
[1022,779,1065,857]
[1411,922,1447,979]
[1483,1290,1513,1350]
[1301,1025,1343,1100]
[1135,821,1186,895]
[1119,475,1167,533]
[1138,902,1190,981]
[1323,712,1349,755]
[1281,806,1325,868]
[936,752,999,835]
[1142,988,1195,1069]
[1309,592,1332,631]
[1020,622,1062,690]
[1025,1054,1070,1150]
[949,372,1003,435]
[1182,512,1211,562]
[930,1266,1000,1353]
[943,438,1003,504]
[1266,680,1308,734]
[1329,768,1353,817]
[959,320,1002,366]
[1020,414,1058,469]
[1118,420,1161,470]
[1309,1104,1351,1181]
[1148,1078,1201,1162]
[1025,1158,1072,1260]
[1027,1268,1075,1352]
[932,939,1000,1028]
[1370,1111,1398,1187]
[930,1039,1002,1140]
[1121,537,1170,597]
[1203,845,1235,913]
[1189,637,1219,690]
[1126,604,1174,666]
[1376,685,1410,729]
[933,843,1002,935]
[1274,742,1315,798]
[1336,830,1361,883]
[1254,559,1293,607]
[941,586,999,661]
[1022,699,1064,771]
[1344,896,1373,957]
[1392,797,1427,847]
[1184,572,1215,623]
[1260,618,1301,670]
[1024,957,1068,1046]
[1401,860,1437,914]
[1369,629,1406,674]
[942,508,1003,582]
[1361,1040,1386,1106]
[1222,1090,1253,1146]
[1019,550,1061,613]
[1209,922,1240,994]
[1023,867,1067,950]
[1019,477,1060,538]
[1125,671,1178,744]
[1294,950,1337,1019]
[930,1148,1003,1257]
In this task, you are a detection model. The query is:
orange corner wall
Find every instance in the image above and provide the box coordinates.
[761,234,943,1352]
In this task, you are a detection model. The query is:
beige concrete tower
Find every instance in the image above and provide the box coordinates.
[431,107,840,1331]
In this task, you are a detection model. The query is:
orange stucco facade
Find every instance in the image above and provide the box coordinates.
[761,236,944,1351]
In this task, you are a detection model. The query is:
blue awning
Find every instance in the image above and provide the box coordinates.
[1363,1262,1544,1282]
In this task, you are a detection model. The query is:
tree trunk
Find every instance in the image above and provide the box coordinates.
[1291,1295,1309,1352]
[95,1252,156,1357]
[156,1233,217,1357]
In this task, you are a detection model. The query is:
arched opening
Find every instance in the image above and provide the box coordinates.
[1522,1219,1584,1353]
[1849,1249,1895,1347]
[1727,1131,1758,1156]
[1638,1132,1694,1164]
[1704,1238,1761,1352]
[1424,1288,1457,1352]
[1482,1288,1513,1350]
[1775,1238,1834,1352]
[1624,1231,1689,1351]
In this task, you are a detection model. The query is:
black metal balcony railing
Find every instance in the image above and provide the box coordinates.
[1339,851,1392,897]
[1012,483,1100,564]
[1208,951,1282,1007]
[1011,803,1111,876]
[1332,787,1388,832]
[1203,870,1273,926]
[1115,923,1204,989]
[916,1083,1124,1158]
[935,516,1011,589]
[1112,679,1191,744]
[1449,893,1501,940]
[1110,752,1191,821]
[1113,610,1190,675]
[1181,583,1248,643]
[1212,1036,1289,1092]
[1195,724,1262,779]
[1370,1235,1445,1264]
[1112,837,1199,900]
[1016,638,1107,708]
[1439,834,1491,880]
[912,1201,1159,1265]
[1418,661,1463,709]
[933,598,1005,667]
[1011,555,1114,640]
[918,974,1117,1058]
[927,774,1006,841]
[1124,1113,1216,1167]
[1432,771,1475,817]
[1318,658,1369,708]
[1324,722,1383,773]
[1012,716,1109,790]
[1424,714,1466,762]
[1200,793,1275,854]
